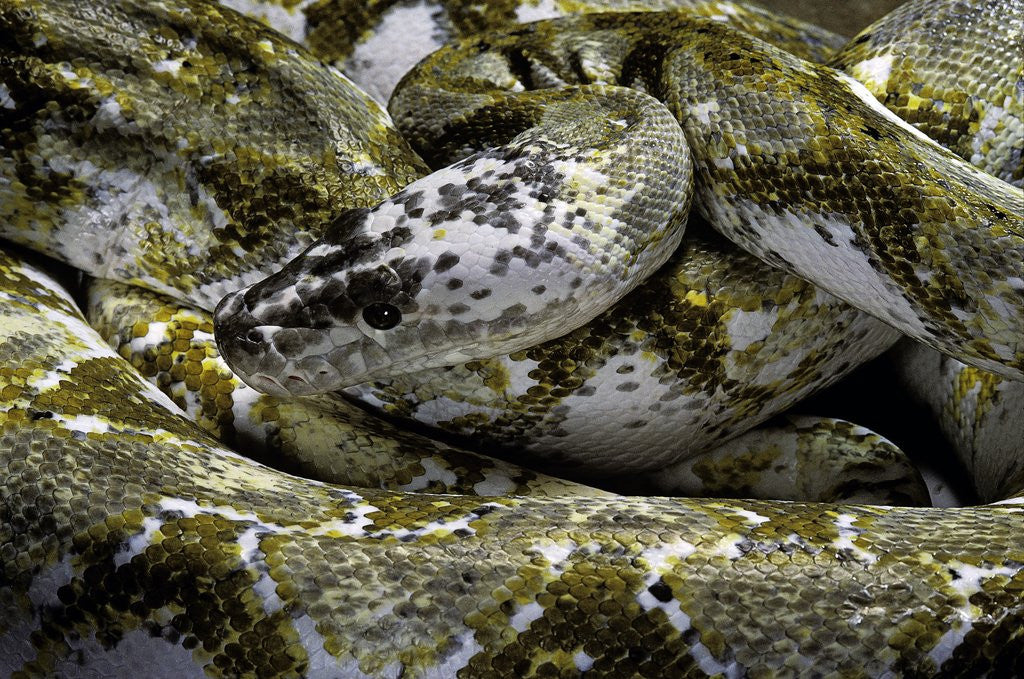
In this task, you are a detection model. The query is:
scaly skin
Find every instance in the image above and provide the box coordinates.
[378,11,1023,381]
[0,0,427,309]
[2,0,1024,676]
[829,0,1024,187]
[626,414,931,505]
[214,3,1021,471]
[893,341,1024,504]
[215,85,695,392]
[3,247,1024,676]
[228,0,847,102]
[85,274,922,503]
[0,0,899,471]
[85,277,606,498]
[342,221,900,475]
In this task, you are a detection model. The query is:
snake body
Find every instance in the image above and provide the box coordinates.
[893,341,1024,504]
[335,222,902,475]
[227,0,849,104]
[828,0,1024,188]
[87,274,932,506]
[0,0,427,309]
[211,2,912,473]
[372,10,1023,380]
[2,0,1024,676]
[214,2,1023,468]
[86,276,608,498]
[4,244,1024,676]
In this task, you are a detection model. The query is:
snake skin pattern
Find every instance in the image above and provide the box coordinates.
[828,0,1023,188]
[0,0,428,309]
[624,413,932,505]
[374,11,1023,381]
[2,0,1024,676]
[85,277,607,498]
[210,4,907,473]
[339,221,901,475]
[893,341,1024,505]
[225,0,847,103]
[4,244,1024,676]
[85,264,925,505]
[214,1,1022,470]
[216,83,696,391]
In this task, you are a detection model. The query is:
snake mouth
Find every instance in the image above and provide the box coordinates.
[213,289,284,391]
[216,326,338,397]
[247,373,294,397]
[214,286,369,395]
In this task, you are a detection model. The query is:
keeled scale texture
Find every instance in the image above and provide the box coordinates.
[388,10,1024,380]
[829,0,1024,187]
[2,247,1024,676]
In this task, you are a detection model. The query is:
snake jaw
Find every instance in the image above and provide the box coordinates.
[212,288,288,395]
[213,279,368,395]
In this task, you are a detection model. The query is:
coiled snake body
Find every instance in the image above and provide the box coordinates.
[1,0,1023,676]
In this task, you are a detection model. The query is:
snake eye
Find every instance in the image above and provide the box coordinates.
[362,302,402,330]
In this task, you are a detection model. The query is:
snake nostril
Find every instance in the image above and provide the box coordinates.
[245,329,263,345]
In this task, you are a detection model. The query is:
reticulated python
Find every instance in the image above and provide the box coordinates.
[1,0,1023,677]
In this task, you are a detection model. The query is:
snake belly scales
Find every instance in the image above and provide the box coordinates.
[1,0,1023,676]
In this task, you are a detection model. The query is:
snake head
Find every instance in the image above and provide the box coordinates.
[212,160,599,396]
[214,100,690,396]
[212,207,428,395]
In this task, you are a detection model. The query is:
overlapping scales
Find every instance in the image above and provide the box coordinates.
[2,0,1024,674]
[86,278,602,498]
[2,246,1023,677]
[389,10,1024,380]
[346,222,899,475]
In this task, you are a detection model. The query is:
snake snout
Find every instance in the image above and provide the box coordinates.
[214,287,350,396]
[213,288,290,395]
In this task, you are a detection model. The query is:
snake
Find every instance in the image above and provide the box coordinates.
[892,340,1024,505]
[212,0,1022,475]
[2,0,1024,676]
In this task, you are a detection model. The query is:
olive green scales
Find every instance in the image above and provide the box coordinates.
[1,0,1023,676]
